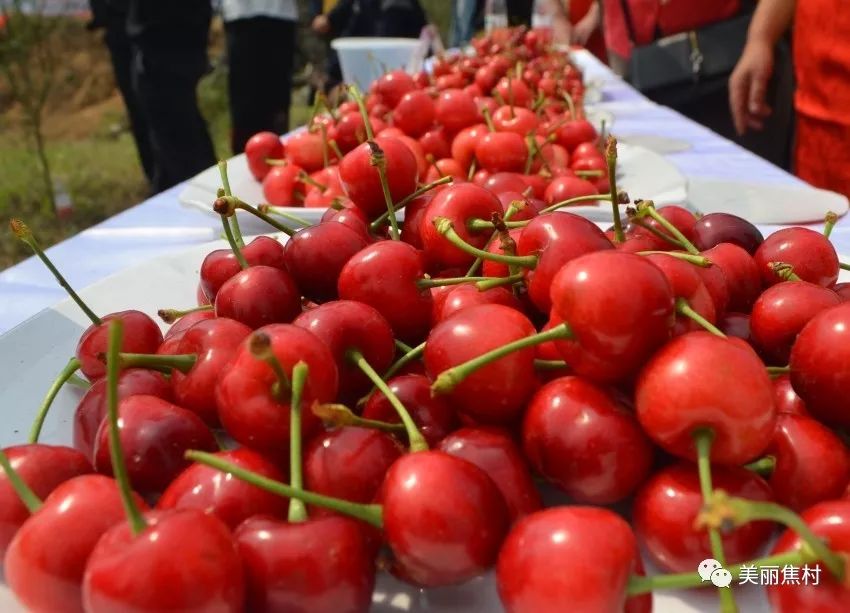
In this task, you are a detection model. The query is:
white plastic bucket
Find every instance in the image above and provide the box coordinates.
[331,37,422,91]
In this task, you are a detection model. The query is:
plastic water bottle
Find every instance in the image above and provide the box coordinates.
[484,0,508,33]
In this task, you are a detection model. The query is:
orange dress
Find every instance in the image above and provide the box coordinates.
[568,0,607,61]
[793,0,850,197]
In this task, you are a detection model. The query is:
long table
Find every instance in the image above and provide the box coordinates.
[1,51,846,335]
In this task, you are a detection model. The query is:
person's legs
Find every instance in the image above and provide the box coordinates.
[451,0,477,47]
[225,17,296,154]
[131,22,216,192]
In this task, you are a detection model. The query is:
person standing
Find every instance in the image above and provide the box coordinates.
[730,0,850,196]
[222,0,299,154]
[126,0,217,193]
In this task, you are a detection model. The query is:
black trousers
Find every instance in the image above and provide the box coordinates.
[129,15,216,193]
[225,17,296,154]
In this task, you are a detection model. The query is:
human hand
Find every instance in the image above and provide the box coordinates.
[571,15,598,46]
[729,40,775,134]
[312,14,330,34]
[551,15,572,46]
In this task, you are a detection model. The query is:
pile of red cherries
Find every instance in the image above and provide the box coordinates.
[4,25,850,613]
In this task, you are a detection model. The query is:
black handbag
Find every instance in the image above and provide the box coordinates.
[619,0,752,94]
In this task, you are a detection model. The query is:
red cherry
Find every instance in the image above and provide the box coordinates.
[235,515,376,613]
[543,175,597,205]
[632,463,774,572]
[285,129,326,172]
[481,171,528,195]
[362,374,459,446]
[518,212,614,312]
[550,251,675,383]
[304,427,403,515]
[439,426,541,522]
[644,252,716,336]
[636,332,776,464]
[494,77,532,108]
[766,413,850,511]
[424,158,466,184]
[497,507,649,613]
[692,212,764,254]
[393,89,435,137]
[93,395,217,497]
[200,235,287,301]
[157,448,288,529]
[163,310,215,341]
[0,444,92,558]
[216,324,339,457]
[4,474,147,613]
[419,126,452,160]
[372,69,416,107]
[475,131,528,173]
[482,227,523,278]
[334,112,373,153]
[833,281,850,302]
[492,106,539,136]
[424,304,538,424]
[772,374,809,416]
[76,310,163,380]
[555,120,597,152]
[337,240,433,343]
[450,123,489,170]
[245,132,284,181]
[703,242,762,312]
[283,221,370,303]
[755,227,839,287]
[262,163,304,206]
[420,183,503,268]
[523,376,652,504]
[214,265,302,329]
[789,302,850,427]
[379,450,509,586]
[82,509,243,612]
[74,368,172,460]
[768,500,850,611]
[434,89,480,134]
[431,283,522,324]
[339,137,418,218]
[750,281,840,364]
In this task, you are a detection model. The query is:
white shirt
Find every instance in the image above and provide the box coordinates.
[220,0,298,22]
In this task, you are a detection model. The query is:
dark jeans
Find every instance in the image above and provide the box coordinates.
[225,17,296,154]
[129,16,216,192]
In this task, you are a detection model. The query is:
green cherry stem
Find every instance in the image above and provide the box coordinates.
[215,196,295,237]
[769,262,801,281]
[475,272,525,291]
[346,348,428,452]
[766,365,791,376]
[368,141,401,241]
[840,262,850,272]
[466,201,524,277]
[824,211,838,239]
[116,353,197,374]
[744,455,776,477]
[435,218,538,268]
[432,323,573,395]
[106,320,147,535]
[633,201,700,255]
[382,341,425,381]
[0,447,43,514]
[369,175,454,232]
[288,361,309,523]
[416,275,507,290]
[697,490,845,580]
[347,85,375,141]
[394,339,414,354]
[157,304,213,324]
[29,357,82,443]
[693,428,738,613]
[10,219,102,325]
[220,211,249,270]
[676,298,727,337]
[249,332,291,400]
[605,136,625,243]
[638,251,712,267]
[312,402,406,434]
[186,450,384,527]
[533,359,569,371]
[67,372,92,390]
[218,160,244,249]
[631,218,686,249]
[258,205,311,227]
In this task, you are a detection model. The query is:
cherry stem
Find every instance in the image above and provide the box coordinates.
[562,90,576,118]
[106,320,147,536]
[824,211,838,238]
[634,201,700,255]
[368,140,401,241]
[68,372,91,389]
[10,219,102,325]
[744,455,776,477]
[218,160,244,249]
[416,275,503,290]
[394,339,414,354]
[219,197,296,237]
[249,332,291,399]
[186,450,384,527]
[467,157,478,181]
[329,139,344,161]
[382,341,425,381]
[638,251,712,267]
[435,218,538,268]
[347,84,374,141]
[605,136,625,243]
[299,172,328,192]
[29,357,82,443]
[769,262,801,281]
[626,550,814,596]
[840,262,850,272]
[676,298,727,337]
[693,428,738,613]
[288,361,309,523]
[432,323,573,395]
[630,218,685,248]
[697,489,845,580]
[0,447,43,514]
[259,205,311,227]
[480,105,495,132]
[538,192,617,216]
[116,352,197,374]
[346,348,428,453]
[313,402,406,433]
[533,359,569,370]
[476,272,524,291]
[369,175,454,232]
[157,304,213,324]
[766,365,791,377]
[320,123,330,168]
[220,212,249,270]
[466,201,524,277]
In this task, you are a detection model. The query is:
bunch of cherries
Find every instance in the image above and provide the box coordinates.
[4,25,850,613]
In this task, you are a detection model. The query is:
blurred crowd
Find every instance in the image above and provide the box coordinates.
[85,0,849,200]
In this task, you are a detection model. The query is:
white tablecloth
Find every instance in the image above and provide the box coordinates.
[1,51,847,335]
